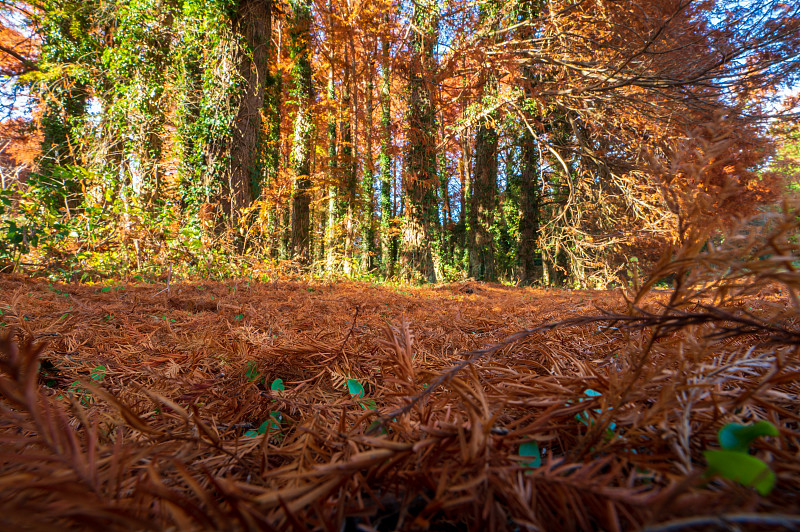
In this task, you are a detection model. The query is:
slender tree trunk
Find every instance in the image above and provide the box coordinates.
[516,2,542,285]
[379,34,394,279]
[361,62,375,273]
[518,124,540,285]
[341,50,356,275]
[325,64,338,272]
[460,125,471,268]
[263,58,282,256]
[289,0,314,262]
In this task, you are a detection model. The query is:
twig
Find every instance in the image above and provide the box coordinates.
[339,306,360,355]
[154,265,172,296]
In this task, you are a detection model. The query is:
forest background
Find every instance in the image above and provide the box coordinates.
[1,0,799,286]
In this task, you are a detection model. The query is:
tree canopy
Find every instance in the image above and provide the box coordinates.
[0,0,798,284]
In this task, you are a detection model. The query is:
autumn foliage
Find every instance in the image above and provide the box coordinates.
[1,2,800,528]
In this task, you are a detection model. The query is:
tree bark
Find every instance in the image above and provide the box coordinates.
[361,62,375,273]
[226,0,272,223]
[400,0,441,283]
[468,118,498,281]
[379,33,394,279]
[289,0,314,262]
[518,124,540,285]
[325,63,338,272]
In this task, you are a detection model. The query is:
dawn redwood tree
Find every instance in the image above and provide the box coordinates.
[516,117,540,285]
[3,0,797,283]
[378,25,393,279]
[467,0,500,282]
[260,14,283,257]
[325,55,338,272]
[400,0,442,282]
[225,0,272,222]
[459,0,800,286]
[360,60,375,273]
[340,45,356,274]
[468,117,497,281]
[512,0,543,285]
[289,0,314,262]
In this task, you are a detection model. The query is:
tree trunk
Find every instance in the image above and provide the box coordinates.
[263,53,282,257]
[468,118,498,281]
[289,0,314,262]
[518,124,540,285]
[361,62,375,273]
[325,64,338,272]
[379,33,394,279]
[516,1,542,286]
[226,0,272,223]
[400,0,440,283]
[341,51,356,275]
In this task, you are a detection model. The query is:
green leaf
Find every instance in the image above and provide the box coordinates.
[368,420,387,435]
[347,379,365,398]
[268,411,283,430]
[360,398,378,410]
[270,378,285,391]
[101,286,111,293]
[718,421,778,453]
[245,413,282,438]
[235,314,244,321]
[519,441,542,468]
[90,365,106,381]
[244,361,260,382]
[704,450,776,495]
[573,389,616,432]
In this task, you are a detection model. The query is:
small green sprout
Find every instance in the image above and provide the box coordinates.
[519,441,542,468]
[90,365,106,381]
[347,379,377,410]
[244,411,283,438]
[704,421,779,496]
[244,361,261,382]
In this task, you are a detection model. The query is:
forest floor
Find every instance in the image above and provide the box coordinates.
[0,273,641,380]
[0,272,797,531]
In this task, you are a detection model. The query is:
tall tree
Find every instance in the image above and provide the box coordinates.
[516,119,540,285]
[225,0,272,223]
[466,2,499,281]
[340,44,355,274]
[378,27,393,279]
[400,0,441,282]
[324,57,338,272]
[514,0,543,285]
[468,117,497,281]
[289,0,314,261]
[360,60,375,273]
